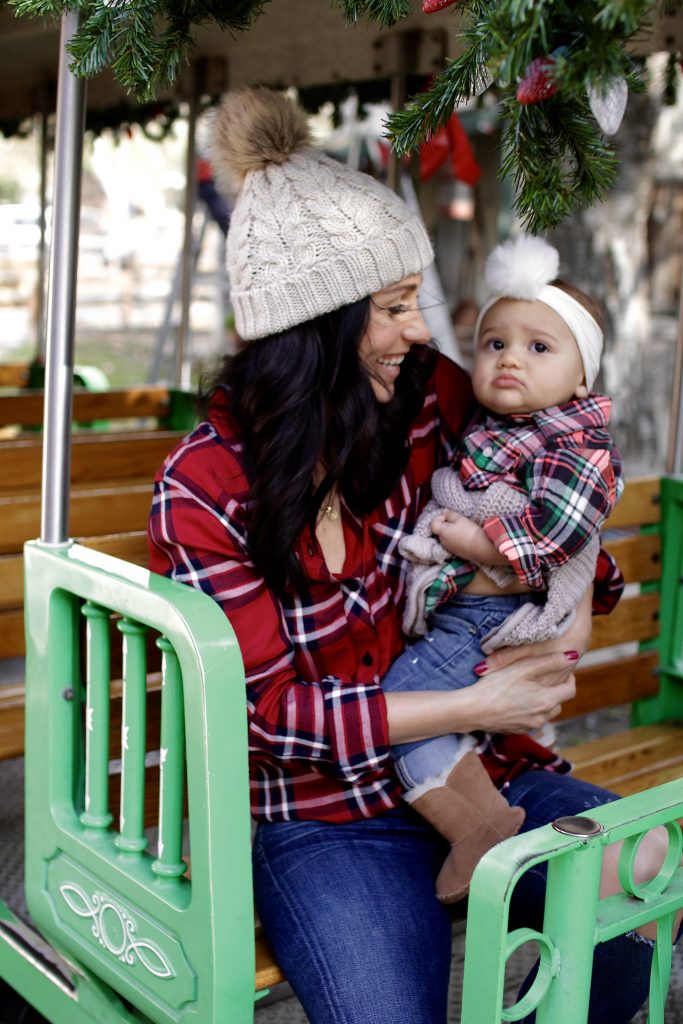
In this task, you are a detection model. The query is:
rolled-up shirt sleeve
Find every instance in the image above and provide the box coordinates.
[148,467,391,784]
[481,446,621,589]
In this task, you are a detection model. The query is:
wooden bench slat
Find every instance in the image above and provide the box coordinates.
[0,386,172,429]
[588,592,660,650]
[0,365,30,388]
[567,724,683,795]
[83,531,150,563]
[0,533,148,613]
[255,932,286,990]
[0,684,25,760]
[602,532,661,585]
[605,476,660,529]
[0,431,183,490]
[561,650,660,720]
[602,761,683,797]
[0,484,153,554]
[0,609,25,660]
[0,553,23,611]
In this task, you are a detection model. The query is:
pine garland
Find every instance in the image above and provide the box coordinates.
[385,0,673,231]
[8,0,683,229]
[333,0,412,27]
[9,0,271,101]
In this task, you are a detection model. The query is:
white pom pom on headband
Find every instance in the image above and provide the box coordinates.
[474,235,604,391]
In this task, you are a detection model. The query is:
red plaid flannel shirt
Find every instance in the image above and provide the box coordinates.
[148,357,616,822]
[425,396,625,611]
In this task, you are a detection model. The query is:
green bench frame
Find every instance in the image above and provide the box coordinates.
[0,475,682,1023]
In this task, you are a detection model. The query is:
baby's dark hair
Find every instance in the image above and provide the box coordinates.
[551,278,604,331]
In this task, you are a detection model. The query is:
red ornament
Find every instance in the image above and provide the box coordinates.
[419,112,481,186]
[423,0,460,13]
[516,57,560,104]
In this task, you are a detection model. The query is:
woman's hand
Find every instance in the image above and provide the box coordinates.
[385,650,577,744]
[457,649,577,735]
[476,585,593,675]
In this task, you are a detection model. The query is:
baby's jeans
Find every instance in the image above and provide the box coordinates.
[383,592,539,788]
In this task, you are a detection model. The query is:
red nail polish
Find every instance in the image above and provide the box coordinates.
[564,650,580,661]
[473,661,489,676]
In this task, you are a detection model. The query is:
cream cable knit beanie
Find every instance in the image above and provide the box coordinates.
[211,88,434,341]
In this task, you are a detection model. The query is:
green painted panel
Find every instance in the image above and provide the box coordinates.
[45,855,196,1010]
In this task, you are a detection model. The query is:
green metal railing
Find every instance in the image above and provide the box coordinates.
[462,783,683,1023]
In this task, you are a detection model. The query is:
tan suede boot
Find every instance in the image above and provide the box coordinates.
[408,751,525,903]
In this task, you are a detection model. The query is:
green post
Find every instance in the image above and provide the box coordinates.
[153,636,187,879]
[164,389,198,431]
[80,601,112,830]
[634,474,683,725]
[536,839,603,1023]
[114,617,148,853]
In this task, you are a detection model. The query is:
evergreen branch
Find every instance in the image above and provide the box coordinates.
[500,95,618,231]
[333,0,412,27]
[386,0,674,231]
[9,0,272,98]
[9,0,683,232]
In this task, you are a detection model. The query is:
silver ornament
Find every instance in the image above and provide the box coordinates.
[587,77,628,135]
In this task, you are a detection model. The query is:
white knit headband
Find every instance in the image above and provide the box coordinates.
[473,235,603,390]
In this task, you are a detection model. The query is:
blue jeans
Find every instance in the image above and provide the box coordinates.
[253,770,663,1024]
[383,593,540,788]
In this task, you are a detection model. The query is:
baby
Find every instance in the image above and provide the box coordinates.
[383,234,624,903]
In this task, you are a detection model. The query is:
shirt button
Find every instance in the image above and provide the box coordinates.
[361,651,373,667]
[483,445,493,457]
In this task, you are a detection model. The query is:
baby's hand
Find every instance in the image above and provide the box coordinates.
[431,511,481,558]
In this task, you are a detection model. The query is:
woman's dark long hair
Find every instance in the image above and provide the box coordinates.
[201,298,437,592]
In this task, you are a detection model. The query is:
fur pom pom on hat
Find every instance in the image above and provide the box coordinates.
[212,88,434,341]
[484,235,559,299]
[211,87,311,193]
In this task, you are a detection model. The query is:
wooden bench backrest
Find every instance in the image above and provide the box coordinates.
[0,430,186,492]
[1,386,175,430]
[0,364,30,388]
[0,475,667,743]
[562,476,662,721]
[0,532,150,666]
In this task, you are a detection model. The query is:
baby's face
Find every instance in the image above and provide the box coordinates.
[471,298,588,417]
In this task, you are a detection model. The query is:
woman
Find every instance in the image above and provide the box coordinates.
[148,88,669,1023]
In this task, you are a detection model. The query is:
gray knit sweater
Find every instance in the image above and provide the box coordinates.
[399,469,599,653]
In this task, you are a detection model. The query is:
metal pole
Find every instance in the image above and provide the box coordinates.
[175,69,199,387]
[387,63,406,195]
[667,269,683,476]
[40,13,86,546]
[36,102,49,358]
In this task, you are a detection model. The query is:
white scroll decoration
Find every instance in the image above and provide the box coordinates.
[59,882,175,979]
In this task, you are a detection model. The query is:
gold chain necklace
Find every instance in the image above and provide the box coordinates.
[322,503,339,521]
